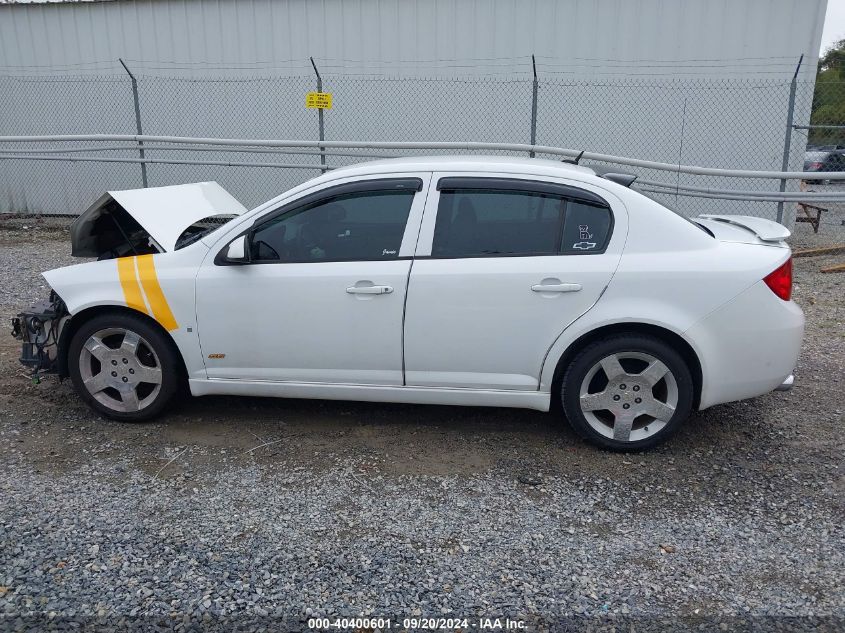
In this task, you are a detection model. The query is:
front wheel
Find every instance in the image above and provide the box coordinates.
[560,334,694,451]
[68,313,182,421]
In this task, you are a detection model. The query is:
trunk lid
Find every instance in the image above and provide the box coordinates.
[71,181,247,258]
[694,214,790,246]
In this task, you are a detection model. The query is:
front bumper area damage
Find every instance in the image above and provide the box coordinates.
[11,291,69,375]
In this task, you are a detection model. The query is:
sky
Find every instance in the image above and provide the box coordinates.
[821,0,845,53]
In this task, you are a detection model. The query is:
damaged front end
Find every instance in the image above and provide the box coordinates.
[10,290,69,376]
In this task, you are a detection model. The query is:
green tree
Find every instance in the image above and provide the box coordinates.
[810,39,845,146]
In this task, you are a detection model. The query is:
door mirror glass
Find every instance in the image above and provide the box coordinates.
[224,235,248,263]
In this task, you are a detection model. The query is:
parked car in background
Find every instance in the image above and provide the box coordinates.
[804,149,845,183]
[12,157,803,451]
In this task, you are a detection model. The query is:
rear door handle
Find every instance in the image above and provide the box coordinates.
[346,285,393,295]
[531,283,582,293]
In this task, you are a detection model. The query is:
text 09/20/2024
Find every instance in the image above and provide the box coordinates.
[308,617,527,630]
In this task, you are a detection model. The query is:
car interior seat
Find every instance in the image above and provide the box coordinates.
[446,197,479,255]
[299,202,346,259]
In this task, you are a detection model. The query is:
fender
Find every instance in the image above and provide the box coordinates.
[42,247,209,380]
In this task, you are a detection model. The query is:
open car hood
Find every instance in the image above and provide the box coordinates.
[71,182,247,258]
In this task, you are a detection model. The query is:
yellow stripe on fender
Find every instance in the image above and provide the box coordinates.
[135,254,179,331]
[117,256,147,315]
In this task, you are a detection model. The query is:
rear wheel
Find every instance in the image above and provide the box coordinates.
[560,334,694,451]
[68,313,182,421]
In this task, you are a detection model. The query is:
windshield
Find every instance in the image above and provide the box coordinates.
[175,215,238,249]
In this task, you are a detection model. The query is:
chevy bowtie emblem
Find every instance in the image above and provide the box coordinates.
[208,353,226,359]
[572,241,597,250]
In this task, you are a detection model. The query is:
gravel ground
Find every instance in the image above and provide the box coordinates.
[0,212,843,632]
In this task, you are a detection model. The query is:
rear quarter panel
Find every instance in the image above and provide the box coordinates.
[539,193,791,391]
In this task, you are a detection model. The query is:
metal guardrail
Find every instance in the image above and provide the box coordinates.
[3,134,845,182]
[3,135,845,207]
[636,179,845,202]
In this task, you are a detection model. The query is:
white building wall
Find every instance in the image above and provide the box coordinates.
[0,0,829,218]
[0,0,827,79]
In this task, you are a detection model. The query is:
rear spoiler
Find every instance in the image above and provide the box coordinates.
[698,214,791,242]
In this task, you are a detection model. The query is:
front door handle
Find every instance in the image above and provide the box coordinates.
[531,282,582,293]
[346,284,393,295]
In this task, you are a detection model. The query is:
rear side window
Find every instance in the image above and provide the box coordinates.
[432,183,612,258]
[560,200,613,253]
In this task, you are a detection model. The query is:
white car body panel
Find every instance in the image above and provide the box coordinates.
[685,280,804,408]
[196,259,413,385]
[189,379,552,411]
[404,172,627,391]
[37,156,804,418]
[43,248,210,380]
[194,172,431,385]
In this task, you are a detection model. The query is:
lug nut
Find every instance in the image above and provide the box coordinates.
[122,358,129,364]
[122,377,128,382]
[635,397,642,403]
[622,403,630,409]
[613,395,621,401]
[620,384,627,390]
[111,359,117,366]
[111,371,117,377]
[633,385,640,392]
[129,368,135,374]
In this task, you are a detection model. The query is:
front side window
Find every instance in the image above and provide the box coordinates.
[432,183,612,258]
[249,188,416,262]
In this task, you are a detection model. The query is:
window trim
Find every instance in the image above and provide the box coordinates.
[215,177,423,265]
[425,177,615,259]
[436,176,608,206]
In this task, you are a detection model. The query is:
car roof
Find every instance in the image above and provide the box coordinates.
[326,154,598,179]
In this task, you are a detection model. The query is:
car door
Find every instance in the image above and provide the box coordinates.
[403,173,626,391]
[195,174,429,385]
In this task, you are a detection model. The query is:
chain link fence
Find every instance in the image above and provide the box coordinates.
[1,68,844,227]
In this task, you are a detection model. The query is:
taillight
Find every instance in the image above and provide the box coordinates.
[808,161,823,169]
[764,258,792,301]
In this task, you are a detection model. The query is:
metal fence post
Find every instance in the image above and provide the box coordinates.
[310,57,328,173]
[529,55,538,158]
[776,55,803,224]
[118,58,148,187]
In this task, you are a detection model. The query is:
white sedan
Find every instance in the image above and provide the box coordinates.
[12,156,804,450]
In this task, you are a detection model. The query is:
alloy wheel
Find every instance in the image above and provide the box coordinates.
[578,351,679,443]
[77,327,163,413]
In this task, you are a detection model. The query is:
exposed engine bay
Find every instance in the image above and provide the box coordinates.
[78,199,161,260]
[70,181,247,259]
[11,182,248,375]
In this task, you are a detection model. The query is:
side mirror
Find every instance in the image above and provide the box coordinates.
[222,235,249,264]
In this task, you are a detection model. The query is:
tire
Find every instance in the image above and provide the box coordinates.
[560,334,694,451]
[67,312,183,421]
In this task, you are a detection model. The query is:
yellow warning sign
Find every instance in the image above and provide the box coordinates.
[306,92,333,109]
